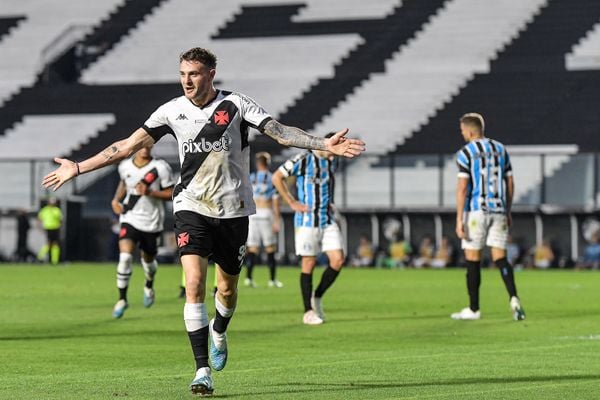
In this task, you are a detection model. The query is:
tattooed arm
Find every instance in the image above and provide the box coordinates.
[261,119,365,158]
[42,128,155,191]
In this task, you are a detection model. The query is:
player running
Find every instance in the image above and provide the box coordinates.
[452,113,525,321]
[110,145,175,318]
[42,47,365,396]
[245,152,283,288]
[272,134,345,325]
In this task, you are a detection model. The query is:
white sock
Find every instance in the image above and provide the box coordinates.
[184,303,208,332]
[116,253,133,289]
[141,259,158,282]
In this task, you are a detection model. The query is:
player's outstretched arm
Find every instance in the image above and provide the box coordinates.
[261,119,365,158]
[42,128,155,191]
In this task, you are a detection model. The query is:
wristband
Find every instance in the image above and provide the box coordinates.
[75,162,81,176]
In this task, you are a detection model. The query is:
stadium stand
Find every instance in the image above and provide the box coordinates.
[315,0,548,151]
[1,0,600,260]
[567,21,600,71]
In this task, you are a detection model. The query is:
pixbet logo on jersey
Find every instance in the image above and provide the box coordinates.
[182,136,231,154]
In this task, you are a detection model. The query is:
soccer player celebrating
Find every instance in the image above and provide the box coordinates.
[110,145,175,319]
[452,113,525,321]
[272,134,345,325]
[42,47,365,395]
[245,152,283,288]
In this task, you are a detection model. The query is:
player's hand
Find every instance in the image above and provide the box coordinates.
[135,182,149,195]
[42,158,78,191]
[325,128,365,158]
[272,221,280,233]
[111,199,124,215]
[290,200,309,213]
[455,220,466,240]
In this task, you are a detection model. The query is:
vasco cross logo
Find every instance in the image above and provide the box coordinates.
[214,111,229,125]
[177,232,189,247]
[182,136,231,154]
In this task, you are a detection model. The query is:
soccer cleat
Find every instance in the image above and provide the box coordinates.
[268,279,284,288]
[510,296,526,321]
[143,287,155,308]
[310,295,326,321]
[244,278,257,288]
[450,307,481,320]
[303,310,324,325]
[189,367,214,396]
[208,319,228,371]
[112,299,128,319]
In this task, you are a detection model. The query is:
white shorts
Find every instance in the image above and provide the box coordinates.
[462,211,508,250]
[295,223,343,256]
[247,208,277,248]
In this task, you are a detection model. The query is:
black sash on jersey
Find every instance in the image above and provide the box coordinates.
[123,167,159,213]
[173,100,239,199]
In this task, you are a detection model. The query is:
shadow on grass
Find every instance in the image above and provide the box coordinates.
[219,374,600,397]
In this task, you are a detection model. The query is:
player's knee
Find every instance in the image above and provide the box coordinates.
[216,283,237,298]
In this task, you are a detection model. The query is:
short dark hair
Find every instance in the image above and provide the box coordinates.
[255,151,271,166]
[179,47,217,69]
[460,113,485,133]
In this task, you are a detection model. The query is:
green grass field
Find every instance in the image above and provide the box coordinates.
[1,264,599,399]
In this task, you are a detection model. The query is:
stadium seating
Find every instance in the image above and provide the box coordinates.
[0,0,123,105]
[315,0,548,151]
[0,0,599,213]
[567,21,600,71]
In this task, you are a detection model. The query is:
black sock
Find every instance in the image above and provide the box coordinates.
[495,257,518,299]
[119,287,128,302]
[145,279,153,289]
[300,273,313,312]
[213,309,232,334]
[267,252,276,280]
[187,327,209,370]
[246,253,255,280]
[465,260,481,312]
[314,266,340,298]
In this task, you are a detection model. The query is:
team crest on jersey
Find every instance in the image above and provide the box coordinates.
[182,135,231,154]
[214,111,229,125]
[177,232,189,247]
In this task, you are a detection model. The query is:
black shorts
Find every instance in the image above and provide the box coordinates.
[174,210,248,276]
[119,223,159,256]
[46,229,60,242]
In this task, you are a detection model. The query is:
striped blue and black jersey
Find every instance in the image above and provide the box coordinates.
[456,138,513,213]
[278,151,338,228]
[249,170,277,201]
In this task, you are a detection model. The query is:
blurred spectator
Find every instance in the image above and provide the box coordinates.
[413,235,434,268]
[529,239,555,269]
[431,236,453,268]
[576,231,600,270]
[506,235,522,269]
[351,234,374,267]
[14,209,35,262]
[382,234,412,268]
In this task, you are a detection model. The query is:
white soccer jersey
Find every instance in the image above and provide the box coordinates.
[142,90,272,218]
[118,157,175,232]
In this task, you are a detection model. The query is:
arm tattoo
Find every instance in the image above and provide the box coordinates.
[263,120,327,150]
[101,145,119,161]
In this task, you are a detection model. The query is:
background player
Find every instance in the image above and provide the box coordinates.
[110,145,175,318]
[42,47,365,395]
[452,113,525,321]
[272,134,345,325]
[245,151,283,288]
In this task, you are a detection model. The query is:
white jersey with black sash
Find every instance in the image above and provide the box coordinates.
[118,157,175,232]
[142,90,272,219]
